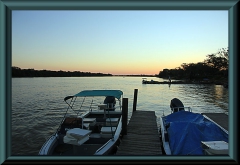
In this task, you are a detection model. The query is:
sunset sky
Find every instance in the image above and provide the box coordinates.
[12,10,228,75]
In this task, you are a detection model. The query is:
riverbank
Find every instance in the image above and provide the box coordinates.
[142,79,228,87]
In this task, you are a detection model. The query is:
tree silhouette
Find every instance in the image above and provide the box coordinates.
[158,47,228,84]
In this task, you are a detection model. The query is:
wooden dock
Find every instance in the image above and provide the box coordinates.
[115,111,228,156]
[114,90,228,156]
[115,111,162,155]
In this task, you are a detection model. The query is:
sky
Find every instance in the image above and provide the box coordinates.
[12,10,228,75]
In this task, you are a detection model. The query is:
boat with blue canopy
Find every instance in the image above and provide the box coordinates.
[39,89,123,156]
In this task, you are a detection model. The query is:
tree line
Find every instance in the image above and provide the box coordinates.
[12,67,112,77]
[157,47,228,84]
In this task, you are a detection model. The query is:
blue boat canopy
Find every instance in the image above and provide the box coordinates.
[64,90,123,101]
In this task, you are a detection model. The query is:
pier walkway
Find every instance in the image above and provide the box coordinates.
[115,111,162,155]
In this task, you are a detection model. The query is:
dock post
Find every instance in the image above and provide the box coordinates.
[133,89,138,112]
[122,98,128,135]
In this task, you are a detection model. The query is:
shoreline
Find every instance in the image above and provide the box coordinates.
[142,80,228,86]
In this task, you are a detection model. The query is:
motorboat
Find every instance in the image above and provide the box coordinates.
[142,78,148,84]
[142,78,160,84]
[159,98,228,155]
[39,90,123,156]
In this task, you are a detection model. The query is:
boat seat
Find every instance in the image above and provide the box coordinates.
[63,128,92,146]
[100,126,116,138]
[83,118,96,126]
[60,117,88,133]
[106,118,119,126]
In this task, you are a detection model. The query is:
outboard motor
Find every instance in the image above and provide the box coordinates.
[104,96,116,111]
[170,98,184,113]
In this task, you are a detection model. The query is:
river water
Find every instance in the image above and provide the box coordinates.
[11,76,228,155]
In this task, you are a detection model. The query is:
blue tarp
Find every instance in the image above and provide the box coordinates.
[164,111,228,155]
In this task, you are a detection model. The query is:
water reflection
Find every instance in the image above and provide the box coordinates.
[179,84,228,114]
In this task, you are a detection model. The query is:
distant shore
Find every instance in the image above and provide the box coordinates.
[142,79,228,87]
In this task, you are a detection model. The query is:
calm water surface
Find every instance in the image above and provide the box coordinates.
[11,77,229,155]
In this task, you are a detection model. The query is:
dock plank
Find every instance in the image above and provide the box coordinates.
[115,111,162,155]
